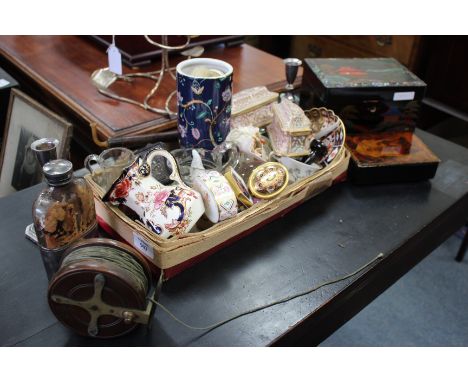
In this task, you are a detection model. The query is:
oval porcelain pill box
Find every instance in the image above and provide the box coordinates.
[192,170,238,223]
[248,162,289,199]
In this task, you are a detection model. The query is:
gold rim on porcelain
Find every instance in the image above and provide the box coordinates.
[248,162,289,200]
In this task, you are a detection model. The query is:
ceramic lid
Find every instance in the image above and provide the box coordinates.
[248,162,289,199]
[232,86,279,116]
[272,99,312,135]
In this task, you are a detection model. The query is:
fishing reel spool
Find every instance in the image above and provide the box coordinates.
[48,238,161,339]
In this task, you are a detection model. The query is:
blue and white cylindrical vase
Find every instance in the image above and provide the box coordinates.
[176,58,233,150]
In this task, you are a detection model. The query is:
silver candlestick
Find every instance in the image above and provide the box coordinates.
[284,58,302,90]
[283,58,302,104]
[27,138,60,245]
[31,138,59,167]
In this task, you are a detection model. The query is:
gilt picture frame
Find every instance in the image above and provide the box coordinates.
[0,89,72,196]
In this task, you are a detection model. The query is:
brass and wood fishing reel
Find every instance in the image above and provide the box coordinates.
[48,238,161,339]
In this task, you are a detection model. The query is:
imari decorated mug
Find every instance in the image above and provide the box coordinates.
[176,58,233,150]
[103,150,205,239]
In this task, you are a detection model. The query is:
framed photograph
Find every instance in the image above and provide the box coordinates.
[0,89,72,196]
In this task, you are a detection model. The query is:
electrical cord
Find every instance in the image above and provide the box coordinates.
[149,252,384,331]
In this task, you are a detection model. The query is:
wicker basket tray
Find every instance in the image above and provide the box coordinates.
[86,121,350,279]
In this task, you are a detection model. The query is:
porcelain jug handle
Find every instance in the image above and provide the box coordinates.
[146,149,187,187]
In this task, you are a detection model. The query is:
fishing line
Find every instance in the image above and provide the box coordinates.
[149,252,384,331]
[62,246,384,333]
[61,246,149,294]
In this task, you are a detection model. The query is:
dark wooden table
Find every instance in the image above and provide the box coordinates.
[1,129,467,347]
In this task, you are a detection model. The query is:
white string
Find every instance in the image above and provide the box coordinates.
[149,253,384,331]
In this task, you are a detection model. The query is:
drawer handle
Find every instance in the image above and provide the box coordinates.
[376,36,393,47]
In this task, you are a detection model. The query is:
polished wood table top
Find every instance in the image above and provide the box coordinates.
[0,129,467,346]
[0,36,298,142]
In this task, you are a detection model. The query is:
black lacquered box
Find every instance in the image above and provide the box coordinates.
[301,58,427,134]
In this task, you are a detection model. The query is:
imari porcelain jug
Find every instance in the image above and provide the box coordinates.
[103,149,205,239]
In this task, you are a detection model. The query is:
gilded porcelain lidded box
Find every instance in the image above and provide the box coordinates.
[231,86,278,129]
[267,98,318,157]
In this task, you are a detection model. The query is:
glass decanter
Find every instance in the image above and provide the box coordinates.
[32,159,98,280]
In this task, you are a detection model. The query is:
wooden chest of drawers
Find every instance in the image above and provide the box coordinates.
[290,36,422,71]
